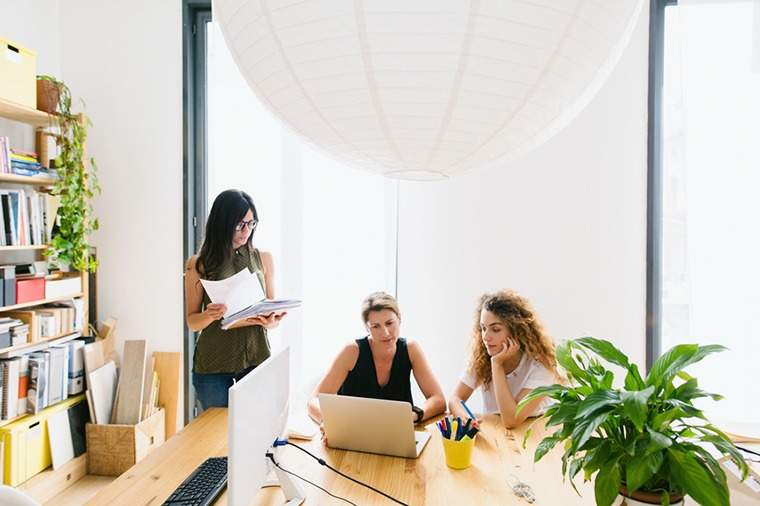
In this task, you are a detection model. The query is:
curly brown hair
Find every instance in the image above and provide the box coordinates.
[468,290,559,388]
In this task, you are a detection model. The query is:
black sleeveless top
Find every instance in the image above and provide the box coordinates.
[338,337,413,405]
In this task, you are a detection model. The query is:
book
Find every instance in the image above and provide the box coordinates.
[0,359,20,420]
[28,353,48,414]
[17,355,29,414]
[220,299,301,330]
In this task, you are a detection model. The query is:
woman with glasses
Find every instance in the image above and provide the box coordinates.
[307,292,445,424]
[448,290,560,429]
[184,189,285,408]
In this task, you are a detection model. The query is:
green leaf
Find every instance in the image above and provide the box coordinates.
[647,344,698,388]
[646,428,673,453]
[647,344,726,390]
[534,436,561,462]
[667,448,729,506]
[556,341,591,384]
[571,410,612,451]
[516,384,566,417]
[575,338,630,368]
[625,452,664,492]
[620,386,654,432]
[575,390,620,420]
[624,364,646,391]
[594,460,621,506]
[545,400,579,427]
[583,439,612,474]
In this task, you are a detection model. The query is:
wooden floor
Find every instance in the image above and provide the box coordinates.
[44,475,114,506]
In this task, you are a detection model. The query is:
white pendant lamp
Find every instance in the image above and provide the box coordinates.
[214,0,644,180]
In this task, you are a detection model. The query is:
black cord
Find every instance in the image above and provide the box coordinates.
[286,441,409,506]
[265,452,357,506]
[736,445,760,458]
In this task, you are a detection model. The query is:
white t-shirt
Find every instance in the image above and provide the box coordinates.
[461,353,555,415]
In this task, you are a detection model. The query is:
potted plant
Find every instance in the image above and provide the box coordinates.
[36,75,61,114]
[38,75,100,272]
[517,338,748,506]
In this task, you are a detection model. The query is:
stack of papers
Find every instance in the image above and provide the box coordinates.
[200,269,301,330]
[221,299,301,330]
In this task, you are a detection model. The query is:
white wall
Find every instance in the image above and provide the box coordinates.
[58,1,184,359]
[397,7,650,409]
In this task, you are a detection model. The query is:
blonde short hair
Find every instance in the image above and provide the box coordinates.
[361,292,401,323]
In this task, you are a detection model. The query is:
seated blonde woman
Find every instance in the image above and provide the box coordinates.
[449,290,560,429]
[308,292,445,424]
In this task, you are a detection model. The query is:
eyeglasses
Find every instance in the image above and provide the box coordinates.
[234,219,258,232]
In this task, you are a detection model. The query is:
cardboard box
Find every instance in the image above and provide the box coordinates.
[0,37,37,108]
[86,408,165,476]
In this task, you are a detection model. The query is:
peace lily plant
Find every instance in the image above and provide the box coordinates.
[517,338,747,506]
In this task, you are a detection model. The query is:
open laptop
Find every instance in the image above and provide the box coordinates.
[318,393,431,458]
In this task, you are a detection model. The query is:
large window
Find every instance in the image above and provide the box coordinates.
[652,0,760,425]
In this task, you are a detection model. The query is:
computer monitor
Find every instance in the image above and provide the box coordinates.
[228,346,305,506]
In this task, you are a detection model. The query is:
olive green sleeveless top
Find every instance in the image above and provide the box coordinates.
[192,245,271,374]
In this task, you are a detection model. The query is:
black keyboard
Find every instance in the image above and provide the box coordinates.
[163,456,228,506]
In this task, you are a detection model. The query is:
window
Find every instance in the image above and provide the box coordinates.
[651,0,760,424]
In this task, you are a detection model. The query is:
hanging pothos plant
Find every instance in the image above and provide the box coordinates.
[38,75,100,272]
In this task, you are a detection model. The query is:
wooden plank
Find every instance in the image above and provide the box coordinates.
[140,356,154,421]
[153,352,181,439]
[82,341,104,385]
[114,340,147,425]
[0,293,85,313]
[0,96,54,127]
[19,453,87,504]
[97,317,118,366]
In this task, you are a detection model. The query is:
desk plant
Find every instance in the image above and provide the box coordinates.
[38,75,100,272]
[517,338,747,506]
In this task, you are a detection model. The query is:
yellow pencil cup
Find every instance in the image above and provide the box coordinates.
[441,435,475,469]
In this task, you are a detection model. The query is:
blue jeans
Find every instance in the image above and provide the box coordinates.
[192,366,255,410]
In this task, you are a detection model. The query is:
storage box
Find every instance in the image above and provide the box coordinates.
[0,394,85,486]
[86,408,165,476]
[15,277,45,304]
[44,275,82,300]
[0,37,37,108]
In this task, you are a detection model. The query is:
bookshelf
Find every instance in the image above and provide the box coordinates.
[0,96,91,433]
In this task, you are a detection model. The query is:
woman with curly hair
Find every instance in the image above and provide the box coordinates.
[448,290,560,429]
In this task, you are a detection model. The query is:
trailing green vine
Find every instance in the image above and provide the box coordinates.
[38,75,100,272]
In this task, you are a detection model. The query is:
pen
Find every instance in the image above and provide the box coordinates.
[444,416,451,439]
[460,399,476,420]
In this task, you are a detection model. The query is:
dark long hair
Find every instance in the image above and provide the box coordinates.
[196,190,258,279]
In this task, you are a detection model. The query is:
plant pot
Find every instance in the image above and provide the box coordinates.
[36,78,60,113]
[615,487,685,505]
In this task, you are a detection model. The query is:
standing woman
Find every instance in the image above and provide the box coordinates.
[185,189,285,409]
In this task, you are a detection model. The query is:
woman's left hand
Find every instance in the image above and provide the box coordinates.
[245,311,287,329]
[491,339,520,368]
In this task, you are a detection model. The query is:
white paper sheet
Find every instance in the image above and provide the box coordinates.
[200,268,265,318]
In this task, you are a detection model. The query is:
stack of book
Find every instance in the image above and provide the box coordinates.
[9,150,42,177]
[0,136,59,179]
[0,339,86,419]
[0,317,25,349]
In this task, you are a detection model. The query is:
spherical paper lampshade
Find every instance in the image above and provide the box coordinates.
[214,0,644,180]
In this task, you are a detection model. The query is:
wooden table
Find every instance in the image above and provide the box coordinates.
[86,408,759,505]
